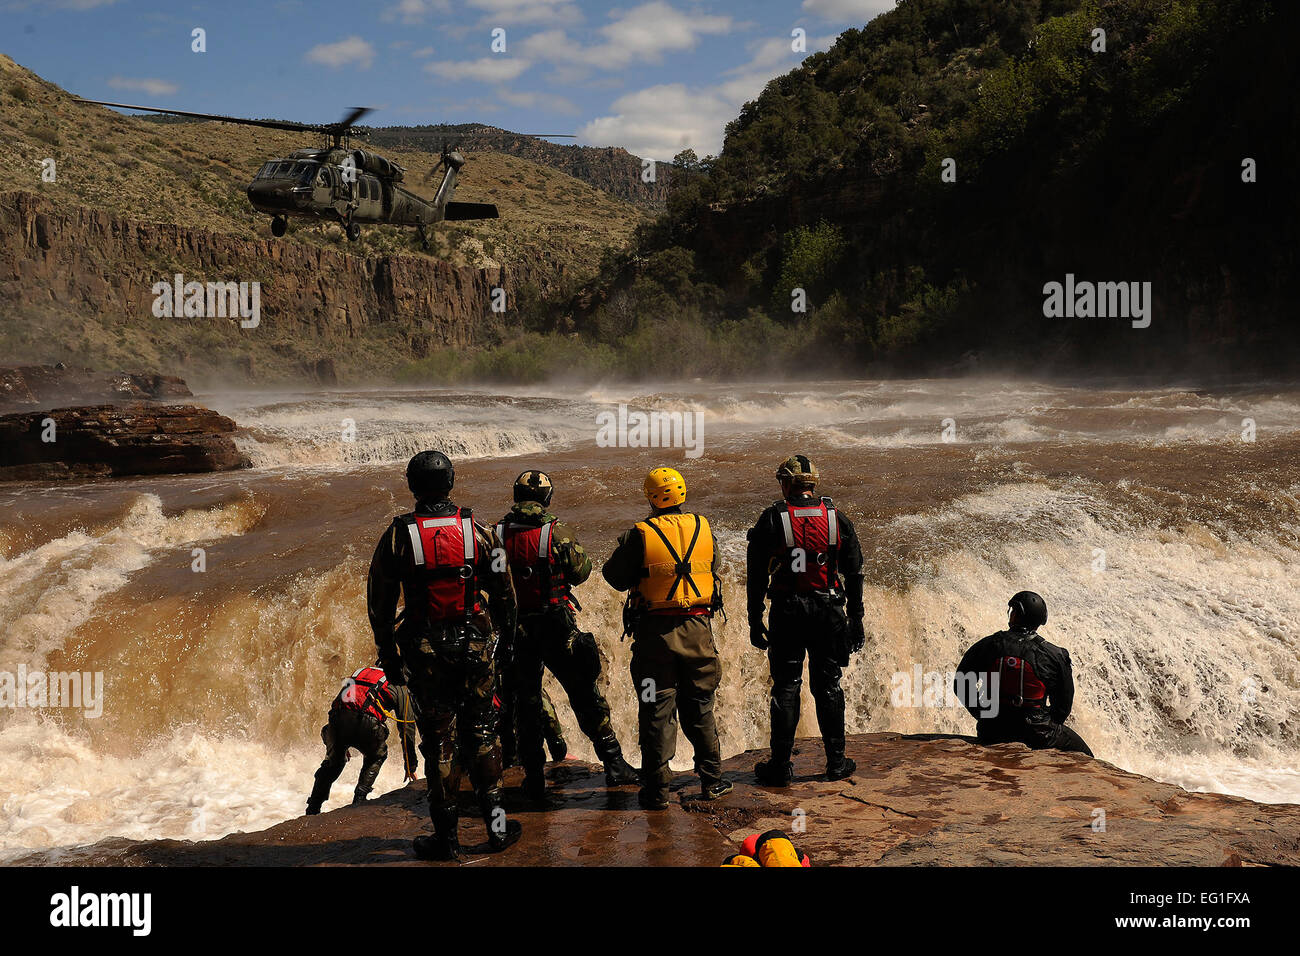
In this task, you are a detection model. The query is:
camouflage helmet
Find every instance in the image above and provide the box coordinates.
[776,454,819,490]
[513,469,554,507]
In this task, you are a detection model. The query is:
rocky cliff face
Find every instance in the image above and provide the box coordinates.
[0,191,532,367]
[16,734,1299,866]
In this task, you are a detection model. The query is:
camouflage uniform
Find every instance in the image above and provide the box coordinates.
[367,498,516,843]
[497,500,634,790]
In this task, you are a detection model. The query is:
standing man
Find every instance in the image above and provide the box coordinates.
[496,469,639,801]
[747,455,866,786]
[305,663,418,815]
[602,467,732,810]
[953,591,1093,755]
[367,450,522,860]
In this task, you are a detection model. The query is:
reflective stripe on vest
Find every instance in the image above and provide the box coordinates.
[404,510,480,620]
[634,512,715,612]
[497,518,564,612]
[772,497,839,594]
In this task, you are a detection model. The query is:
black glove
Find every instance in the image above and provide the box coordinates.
[749,619,769,650]
[848,617,865,654]
[379,650,406,684]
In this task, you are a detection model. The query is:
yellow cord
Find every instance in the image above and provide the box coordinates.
[373,690,418,782]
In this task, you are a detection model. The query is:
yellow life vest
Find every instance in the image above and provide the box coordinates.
[634,512,715,612]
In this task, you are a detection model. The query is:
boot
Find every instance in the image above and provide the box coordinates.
[413,807,461,861]
[305,776,331,815]
[825,739,856,780]
[701,778,734,801]
[826,756,857,781]
[638,788,669,811]
[754,758,793,787]
[522,772,548,804]
[484,802,522,852]
[596,735,639,786]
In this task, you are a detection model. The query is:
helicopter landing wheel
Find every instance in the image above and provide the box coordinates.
[270,216,288,238]
[346,221,361,242]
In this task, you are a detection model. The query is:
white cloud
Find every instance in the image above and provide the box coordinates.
[518,3,732,71]
[801,0,896,23]
[578,83,737,160]
[304,36,376,69]
[576,26,838,159]
[382,0,450,23]
[411,46,436,58]
[424,57,532,83]
[467,0,582,26]
[106,76,178,96]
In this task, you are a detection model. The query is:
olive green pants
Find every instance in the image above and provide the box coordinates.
[629,614,722,799]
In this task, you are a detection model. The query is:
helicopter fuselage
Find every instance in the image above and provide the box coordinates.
[246,147,497,241]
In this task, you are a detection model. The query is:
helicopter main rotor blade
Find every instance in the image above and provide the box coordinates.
[335,106,372,132]
[77,99,376,137]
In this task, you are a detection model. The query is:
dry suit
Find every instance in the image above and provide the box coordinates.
[746,492,865,771]
[307,665,418,813]
[954,627,1093,755]
[602,505,724,804]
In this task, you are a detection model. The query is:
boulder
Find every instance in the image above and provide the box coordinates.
[0,401,248,480]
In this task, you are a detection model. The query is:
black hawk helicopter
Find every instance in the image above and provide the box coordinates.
[77,100,572,248]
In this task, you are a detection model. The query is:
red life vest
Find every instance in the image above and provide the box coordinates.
[995,654,1048,709]
[495,518,568,614]
[769,497,840,594]
[335,665,390,722]
[402,508,482,622]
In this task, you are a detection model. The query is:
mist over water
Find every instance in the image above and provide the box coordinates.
[1,378,1298,857]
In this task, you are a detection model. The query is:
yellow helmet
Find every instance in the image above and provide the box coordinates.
[644,466,686,509]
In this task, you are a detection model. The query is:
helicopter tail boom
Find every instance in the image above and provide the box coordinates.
[443,202,499,221]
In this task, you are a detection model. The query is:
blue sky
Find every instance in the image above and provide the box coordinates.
[2,0,896,160]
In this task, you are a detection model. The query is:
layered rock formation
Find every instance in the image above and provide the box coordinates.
[17,734,1299,866]
[0,363,190,412]
[0,190,528,359]
[0,401,247,480]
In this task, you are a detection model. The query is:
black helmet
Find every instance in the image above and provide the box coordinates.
[1008,590,1048,630]
[407,450,454,501]
[513,469,554,507]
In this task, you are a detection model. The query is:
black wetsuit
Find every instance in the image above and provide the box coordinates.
[954,628,1093,756]
[308,680,418,811]
[746,492,865,769]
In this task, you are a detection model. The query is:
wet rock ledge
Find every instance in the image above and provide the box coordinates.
[0,364,247,480]
[15,734,1300,867]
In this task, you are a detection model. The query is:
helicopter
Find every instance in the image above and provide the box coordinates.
[77,100,573,249]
